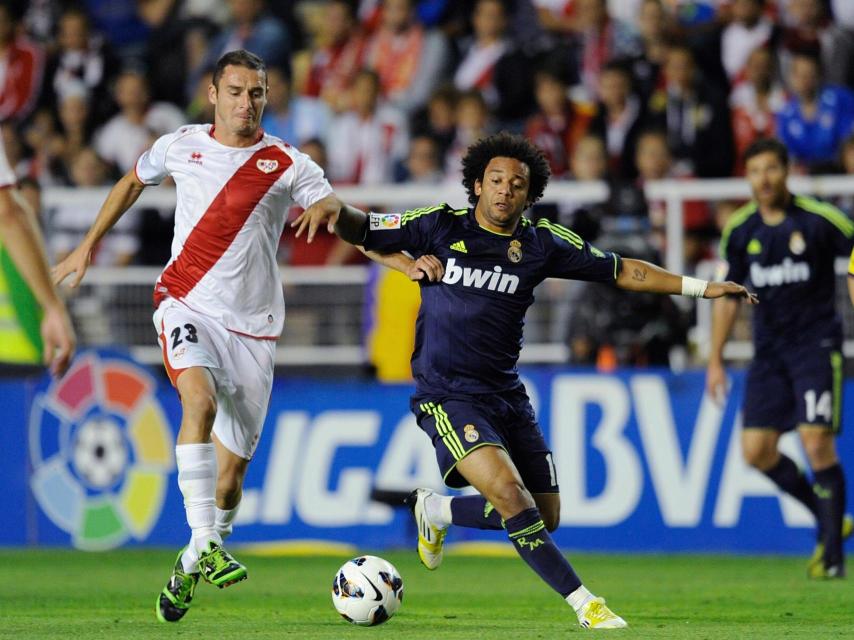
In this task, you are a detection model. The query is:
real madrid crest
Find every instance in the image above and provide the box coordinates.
[463,424,480,443]
[508,239,522,263]
[789,230,806,255]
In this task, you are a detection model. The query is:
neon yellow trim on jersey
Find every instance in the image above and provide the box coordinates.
[425,402,465,460]
[477,223,514,236]
[831,351,843,434]
[401,204,445,225]
[849,248,854,275]
[508,520,546,539]
[719,201,758,258]
[795,195,854,238]
[612,254,619,280]
[535,218,584,249]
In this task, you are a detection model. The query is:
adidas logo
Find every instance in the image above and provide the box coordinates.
[450,240,467,253]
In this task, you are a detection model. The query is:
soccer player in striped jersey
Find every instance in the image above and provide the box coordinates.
[708,138,854,578]
[52,49,442,623]
[294,132,756,630]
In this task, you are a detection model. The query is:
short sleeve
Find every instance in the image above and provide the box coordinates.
[537,219,621,282]
[288,147,334,209]
[135,131,177,185]
[0,140,16,188]
[362,204,447,255]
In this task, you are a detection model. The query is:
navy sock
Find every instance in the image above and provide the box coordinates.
[764,455,820,526]
[505,507,581,597]
[813,463,846,568]
[450,496,504,530]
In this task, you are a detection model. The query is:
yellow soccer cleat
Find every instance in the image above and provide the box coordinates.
[577,597,628,630]
[807,513,853,579]
[405,488,448,570]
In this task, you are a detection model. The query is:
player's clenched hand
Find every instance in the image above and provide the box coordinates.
[408,255,444,282]
[292,195,343,243]
[52,244,92,289]
[41,302,76,377]
[704,281,758,304]
[705,359,728,405]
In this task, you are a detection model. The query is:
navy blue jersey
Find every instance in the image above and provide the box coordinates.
[363,204,621,394]
[720,195,854,350]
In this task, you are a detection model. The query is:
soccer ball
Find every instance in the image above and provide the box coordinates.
[331,556,403,626]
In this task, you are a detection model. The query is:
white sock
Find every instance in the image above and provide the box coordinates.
[181,535,200,573]
[566,585,594,613]
[425,493,452,527]
[176,443,221,556]
[215,504,240,541]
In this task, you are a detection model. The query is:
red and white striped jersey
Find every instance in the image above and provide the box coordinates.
[136,124,333,338]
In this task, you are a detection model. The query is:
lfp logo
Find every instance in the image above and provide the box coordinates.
[28,352,174,550]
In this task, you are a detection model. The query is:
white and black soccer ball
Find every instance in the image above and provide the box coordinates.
[71,418,128,489]
[331,556,403,626]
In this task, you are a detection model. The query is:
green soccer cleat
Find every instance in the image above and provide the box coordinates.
[405,488,448,570]
[577,597,628,630]
[807,513,853,579]
[198,541,248,588]
[156,548,200,623]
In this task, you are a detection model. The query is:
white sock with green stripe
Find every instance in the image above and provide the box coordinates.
[176,443,221,561]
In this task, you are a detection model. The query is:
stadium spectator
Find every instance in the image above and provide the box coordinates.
[40,7,116,123]
[202,0,290,71]
[93,70,186,174]
[444,89,493,182]
[49,147,140,267]
[327,69,409,185]
[401,135,444,183]
[720,0,777,83]
[590,61,645,178]
[0,1,44,122]
[777,51,854,172]
[261,65,332,147]
[82,0,150,61]
[363,0,451,114]
[411,84,458,160]
[453,0,511,109]
[625,0,672,102]
[572,0,641,100]
[52,84,95,183]
[781,0,854,89]
[645,42,734,177]
[730,46,785,175]
[185,69,216,123]
[525,66,594,178]
[298,0,367,113]
[139,0,216,107]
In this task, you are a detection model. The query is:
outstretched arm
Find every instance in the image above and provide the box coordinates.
[357,246,445,282]
[291,195,369,245]
[0,187,76,376]
[616,258,758,302]
[706,296,740,404]
[52,169,146,288]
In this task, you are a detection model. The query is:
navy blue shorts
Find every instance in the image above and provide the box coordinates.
[411,386,558,492]
[743,341,844,433]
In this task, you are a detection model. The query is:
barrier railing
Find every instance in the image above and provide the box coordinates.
[43,176,854,366]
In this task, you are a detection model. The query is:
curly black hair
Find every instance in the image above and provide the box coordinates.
[461,132,551,207]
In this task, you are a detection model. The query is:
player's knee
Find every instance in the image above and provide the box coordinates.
[542,510,560,532]
[801,433,837,468]
[182,387,217,427]
[489,480,533,516]
[741,438,777,471]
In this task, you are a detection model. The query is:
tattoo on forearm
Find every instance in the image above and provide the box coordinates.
[632,267,647,282]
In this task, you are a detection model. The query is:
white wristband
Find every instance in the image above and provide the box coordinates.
[681,276,708,298]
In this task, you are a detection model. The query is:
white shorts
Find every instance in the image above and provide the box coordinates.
[153,299,276,460]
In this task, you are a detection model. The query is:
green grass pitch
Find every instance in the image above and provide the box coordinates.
[0,549,851,639]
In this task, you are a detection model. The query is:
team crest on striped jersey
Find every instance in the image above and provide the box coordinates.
[256,159,279,173]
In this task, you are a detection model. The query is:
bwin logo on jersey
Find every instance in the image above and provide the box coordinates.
[750,258,810,287]
[442,258,519,294]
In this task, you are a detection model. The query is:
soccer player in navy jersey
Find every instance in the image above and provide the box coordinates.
[708,138,853,579]
[295,132,755,629]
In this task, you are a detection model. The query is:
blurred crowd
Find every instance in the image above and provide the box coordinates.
[4,0,854,369]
